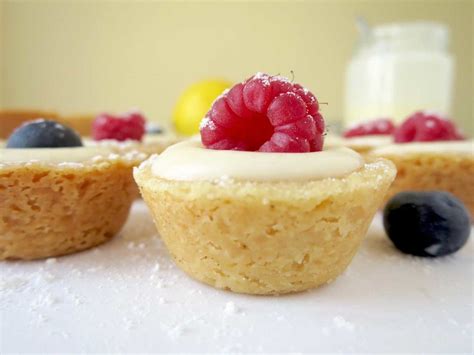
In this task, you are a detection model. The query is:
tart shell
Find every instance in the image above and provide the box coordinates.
[370,150,474,217]
[135,157,396,295]
[0,157,139,260]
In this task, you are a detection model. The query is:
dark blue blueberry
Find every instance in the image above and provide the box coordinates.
[383,191,471,257]
[6,119,83,148]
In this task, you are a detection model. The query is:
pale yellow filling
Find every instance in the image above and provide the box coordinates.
[0,146,115,164]
[148,140,364,182]
[372,140,474,155]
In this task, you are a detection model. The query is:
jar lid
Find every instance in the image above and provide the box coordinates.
[372,21,449,51]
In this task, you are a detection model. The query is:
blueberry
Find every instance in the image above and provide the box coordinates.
[383,191,471,257]
[146,122,164,135]
[6,119,83,148]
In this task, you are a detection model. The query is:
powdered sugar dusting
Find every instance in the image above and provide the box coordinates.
[1,201,472,353]
[199,117,216,131]
[269,74,291,84]
[253,72,271,87]
[280,91,299,99]
[223,301,239,315]
[333,316,355,331]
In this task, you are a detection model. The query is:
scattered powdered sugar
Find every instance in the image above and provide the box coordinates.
[0,200,471,352]
[123,317,137,331]
[165,323,186,340]
[30,293,60,309]
[0,276,29,293]
[333,316,355,331]
[283,91,300,100]
[151,263,161,273]
[269,73,291,83]
[199,117,216,131]
[223,301,239,315]
[253,72,271,86]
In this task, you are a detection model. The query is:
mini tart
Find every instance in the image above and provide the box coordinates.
[370,140,474,216]
[0,147,143,260]
[134,140,396,295]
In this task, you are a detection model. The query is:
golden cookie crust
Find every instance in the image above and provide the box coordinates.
[371,151,474,216]
[135,158,396,295]
[0,155,141,260]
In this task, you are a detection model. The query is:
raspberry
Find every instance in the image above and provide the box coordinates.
[394,111,464,143]
[92,111,146,141]
[343,118,395,138]
[200,73,325,152]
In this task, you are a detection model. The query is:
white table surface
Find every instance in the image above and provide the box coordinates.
[1,200,472,353]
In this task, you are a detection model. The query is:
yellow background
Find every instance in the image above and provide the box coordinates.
[0,0,472,133]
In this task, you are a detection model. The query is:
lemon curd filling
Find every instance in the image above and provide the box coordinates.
[147,140,364,182]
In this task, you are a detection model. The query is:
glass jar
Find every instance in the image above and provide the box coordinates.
[344,22,454,126]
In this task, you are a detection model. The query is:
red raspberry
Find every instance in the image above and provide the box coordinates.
[92,111,146,141]
[200,73,325,153]
[394,111,464,143]
[343,118,395,138]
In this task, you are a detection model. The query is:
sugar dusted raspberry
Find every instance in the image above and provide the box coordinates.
[92,111,146,141]
[200,73,325,153]
[394,111,464,143]
[343,118,395,138]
